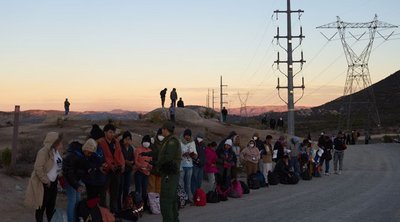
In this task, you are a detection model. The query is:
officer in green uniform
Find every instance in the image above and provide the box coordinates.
[158,122,181,222]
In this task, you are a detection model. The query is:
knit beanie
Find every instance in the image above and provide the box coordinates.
[183,129,192,137]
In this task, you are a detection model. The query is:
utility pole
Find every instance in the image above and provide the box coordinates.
[206,89,210,108]
[11,105,20,169]
[220,76,228,122]
[212,89,215,110]
[274,0,305,136]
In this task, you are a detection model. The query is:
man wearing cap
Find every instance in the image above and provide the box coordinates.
[333,131,347,175]
[158,122,181,222]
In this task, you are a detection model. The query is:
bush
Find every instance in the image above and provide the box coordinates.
[383,135,393,143]
[18,138,41,164]
[1,148,12,167]
[6,163,32,177]
[203,109,216,119]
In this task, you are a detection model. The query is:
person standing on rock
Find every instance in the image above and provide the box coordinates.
[170,88,178,107]
[25,132,63,222]
[169,104,175,122]
[177,97,184,108]
[64,98,70,115]
[157,122,181,222]
[333,131,347,175]
[160,88,168,108]
[221,107,228,123]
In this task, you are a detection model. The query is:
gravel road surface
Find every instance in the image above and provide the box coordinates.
[140,143,400,222]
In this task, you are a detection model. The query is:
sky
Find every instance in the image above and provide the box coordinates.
[0,0,399,112]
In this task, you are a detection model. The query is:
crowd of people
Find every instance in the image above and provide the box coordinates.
[24,121,348,222]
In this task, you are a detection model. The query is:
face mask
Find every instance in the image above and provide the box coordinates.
[253,137,258,140]
[142,142,150,148]
[249,144,255,148]
[150,138,155,144]
[158,135,165,141]
[197,138,203,143]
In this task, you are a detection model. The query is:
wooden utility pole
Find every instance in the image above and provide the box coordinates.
[11,105,20,169]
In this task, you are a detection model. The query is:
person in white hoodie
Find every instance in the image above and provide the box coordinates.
[179,129,197,203]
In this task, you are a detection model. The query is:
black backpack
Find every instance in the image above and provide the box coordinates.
[256,171,267,187]
[76,199,102,222]
[268,171,279,185]
[239,181,250,194]
[206,191,220,203]
[247,174,261,189]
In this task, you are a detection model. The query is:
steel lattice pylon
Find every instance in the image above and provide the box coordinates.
[317,15,398,131]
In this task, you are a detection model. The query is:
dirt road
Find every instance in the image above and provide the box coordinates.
[141,143,400,222]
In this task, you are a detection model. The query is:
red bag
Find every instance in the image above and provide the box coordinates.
[229,180,243,198]
[193,188,207,206]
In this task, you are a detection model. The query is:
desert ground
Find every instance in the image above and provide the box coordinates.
[0,108,399,221]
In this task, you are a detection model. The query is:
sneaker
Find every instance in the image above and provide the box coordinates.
[338,170,342,175]
[325,172,330,176]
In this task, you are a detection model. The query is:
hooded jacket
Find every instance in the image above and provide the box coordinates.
[25,132,60,209]
[240,140,261,164]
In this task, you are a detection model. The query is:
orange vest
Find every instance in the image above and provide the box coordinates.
[98,138,125,173]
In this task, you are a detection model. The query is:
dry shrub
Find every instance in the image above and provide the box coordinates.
[6,163,32,177]
[0,148,12,167]
[18,138,42,164]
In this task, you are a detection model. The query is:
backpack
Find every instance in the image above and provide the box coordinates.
[117,191,144,220]
[193,188,207,206]
[239,181,250,194]
[176,185,188,209]
[301,164,312,180]
[206,191,220,203]
[287,174,299,184]
[247,174,260,189]
[268,171,279,185]
[228,180,243,198]
[216,185,230,201]
[76,198,102,222]
[50,208,67,222]
[148,192,161,214]
[256,171,267,187]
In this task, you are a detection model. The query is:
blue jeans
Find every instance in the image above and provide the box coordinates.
[320,158,330,173]
[119,170,132,209]
[134,171,149,202]
[179,167,193,201]
[191,166,204,195]
[66,182,81,222]
[289,157,300,177]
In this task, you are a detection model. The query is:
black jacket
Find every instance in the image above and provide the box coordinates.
[62,142,85,190]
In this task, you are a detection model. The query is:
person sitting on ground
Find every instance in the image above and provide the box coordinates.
[177,98,184,108]
[274,154,298,184]
[240,139,261,178]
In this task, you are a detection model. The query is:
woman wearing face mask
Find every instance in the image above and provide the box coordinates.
[134,135,153,209]
[240,139,261,177]
[146,128,165,195]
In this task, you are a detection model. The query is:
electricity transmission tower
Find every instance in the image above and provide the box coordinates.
[317,15,398,131]
[274,0,306,136]
[238,91,249,117]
